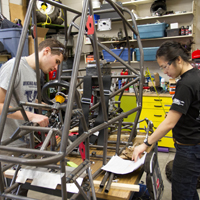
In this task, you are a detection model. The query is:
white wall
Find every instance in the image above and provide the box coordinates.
[9,0,23,4]
[1,0,23,20]
[1,0,10,20]
[62,0,82,29]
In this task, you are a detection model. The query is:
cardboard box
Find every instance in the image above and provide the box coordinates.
[148,81,155,87]
[9,3,27,26]
[28,27,49,55]
[154,73,160,87]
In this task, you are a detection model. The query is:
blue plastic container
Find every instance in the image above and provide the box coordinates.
[134,23,167,39]
[94,14,100,25]
[102,48,134,62]
[0,28,29,57]
[135,47,159,61]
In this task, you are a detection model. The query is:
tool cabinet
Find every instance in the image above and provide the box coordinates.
[140,95,174,148]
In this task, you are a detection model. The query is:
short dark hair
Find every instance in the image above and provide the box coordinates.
[38,38,67,60]
[156,40,194,63]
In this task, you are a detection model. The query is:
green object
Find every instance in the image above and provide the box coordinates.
[67,161,78,168]
[115,95,137,126]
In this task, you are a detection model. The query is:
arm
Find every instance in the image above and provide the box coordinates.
[132,110,182,161]
[0,87,49,127]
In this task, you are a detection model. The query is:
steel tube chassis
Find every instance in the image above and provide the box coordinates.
[0,0,146,199]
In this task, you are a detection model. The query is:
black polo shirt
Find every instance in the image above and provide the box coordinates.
[170,67,200,144]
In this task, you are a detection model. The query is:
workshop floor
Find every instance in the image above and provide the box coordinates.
[27,149,200,200]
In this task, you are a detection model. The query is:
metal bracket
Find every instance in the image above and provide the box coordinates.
[81,97,91,104]
[104,90,111,96]
[97,18,111,31]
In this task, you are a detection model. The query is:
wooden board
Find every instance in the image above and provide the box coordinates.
[67,133,154,200]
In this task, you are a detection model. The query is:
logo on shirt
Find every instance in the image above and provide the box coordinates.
[24,90,37,112]
[23,81,37,86]
[172,98,184,106]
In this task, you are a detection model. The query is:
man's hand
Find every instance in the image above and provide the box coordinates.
[28,113,49,127]
[0,87,49,127]
[132,143,148,162]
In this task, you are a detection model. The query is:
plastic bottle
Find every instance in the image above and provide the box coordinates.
[169,84,176,95]
[181,26,185,35]
[129,85,134,93]
[120,69,125,87]
[185,26,189,35]
[120,69,124,76]
[161,78,165,90]
[124,69,129,92]
[118,28,123,40]
[189,25,192,35]
[118,80,122,89]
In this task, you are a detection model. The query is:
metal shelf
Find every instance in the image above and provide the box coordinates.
[127,11,194,22]
[131,34,194,42]
[106,60,157,64]
[100,35,193,44]
[122,0,154,6]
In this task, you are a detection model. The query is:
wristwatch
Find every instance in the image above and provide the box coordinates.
[144,137,152,147]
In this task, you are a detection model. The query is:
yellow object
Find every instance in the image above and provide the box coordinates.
[158,136,174,148]
[36,9,52,25]
[67,161,78,168]
[115,95,137,124]
[139,95,174,148]
[41,4,47,11]
[55,95,65,104]
[58,9,64,22]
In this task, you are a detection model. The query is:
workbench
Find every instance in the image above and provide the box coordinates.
[4,132,155,200]
[67,132,155,200]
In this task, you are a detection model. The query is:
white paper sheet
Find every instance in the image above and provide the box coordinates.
[14,166,84,193]
[101,153,147,174]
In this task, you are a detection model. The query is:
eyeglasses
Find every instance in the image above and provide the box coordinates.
[160,61,172,72]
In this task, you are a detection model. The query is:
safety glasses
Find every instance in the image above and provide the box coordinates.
[160,61,172,72]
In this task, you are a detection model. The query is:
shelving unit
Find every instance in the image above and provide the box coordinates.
[99,34,193,44]
[123,0,195,26]
[122,0,154,6]
[94,0,195,61]
[111,60,157,64]
[83,0,197,65]
[127,11,194,22]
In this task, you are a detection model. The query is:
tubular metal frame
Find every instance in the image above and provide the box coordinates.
[0,0,145,199]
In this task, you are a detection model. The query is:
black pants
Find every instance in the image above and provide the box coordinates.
[172,143,200,200]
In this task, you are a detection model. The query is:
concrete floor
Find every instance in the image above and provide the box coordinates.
[27,149,200,200]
